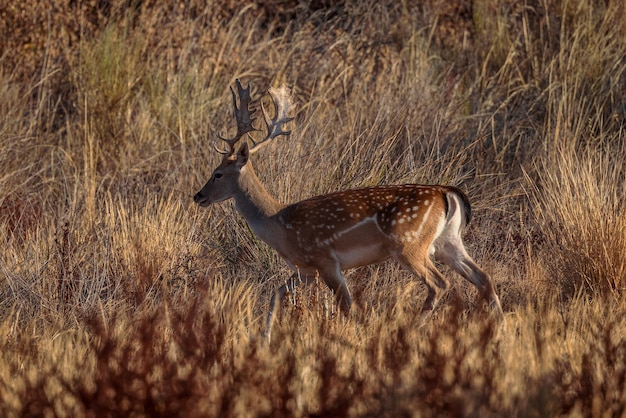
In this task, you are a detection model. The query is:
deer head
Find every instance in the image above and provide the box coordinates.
[193,79,294,207]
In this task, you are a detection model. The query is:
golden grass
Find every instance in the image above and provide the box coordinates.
[1,0,625,416]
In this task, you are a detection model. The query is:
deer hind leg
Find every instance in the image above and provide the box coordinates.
[434,238,504,318]
[394,252,450,313]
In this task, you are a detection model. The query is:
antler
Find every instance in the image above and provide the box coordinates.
[215,79,257,155]
[215,80,295,156]
[248,84,294,155]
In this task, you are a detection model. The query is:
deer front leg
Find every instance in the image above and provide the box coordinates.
[265,272,310,340]
[318,265,352,315]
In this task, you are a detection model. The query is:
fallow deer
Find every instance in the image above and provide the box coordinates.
[194,79,503,338]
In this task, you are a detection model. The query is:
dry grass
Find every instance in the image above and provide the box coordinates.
[1,0,625,416]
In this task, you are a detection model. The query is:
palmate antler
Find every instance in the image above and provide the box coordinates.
[215,79,257,155]
[249,84,294,154]
[216,79,294,156]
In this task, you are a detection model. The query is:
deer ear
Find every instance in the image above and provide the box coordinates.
[236,142,250,168]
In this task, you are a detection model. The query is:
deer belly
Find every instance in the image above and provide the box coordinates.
[334,241,389,269]
[330,221,390,269]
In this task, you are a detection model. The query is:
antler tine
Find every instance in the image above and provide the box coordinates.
[249,84,295,155]
[215,79,258,155]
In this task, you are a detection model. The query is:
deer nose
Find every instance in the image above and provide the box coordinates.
[194,192,211,207]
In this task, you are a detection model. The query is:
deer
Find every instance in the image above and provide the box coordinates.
[194,79,504,339]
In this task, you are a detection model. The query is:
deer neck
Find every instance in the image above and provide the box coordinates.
[233,163,284,240]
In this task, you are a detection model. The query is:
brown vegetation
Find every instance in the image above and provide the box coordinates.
[0,0,625,416]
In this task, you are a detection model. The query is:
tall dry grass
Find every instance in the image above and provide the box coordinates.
[1,0,625,416]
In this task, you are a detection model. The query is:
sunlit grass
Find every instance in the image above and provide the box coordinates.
[0,0,625,416]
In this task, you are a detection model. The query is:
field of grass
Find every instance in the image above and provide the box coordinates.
[1,0,625,416]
